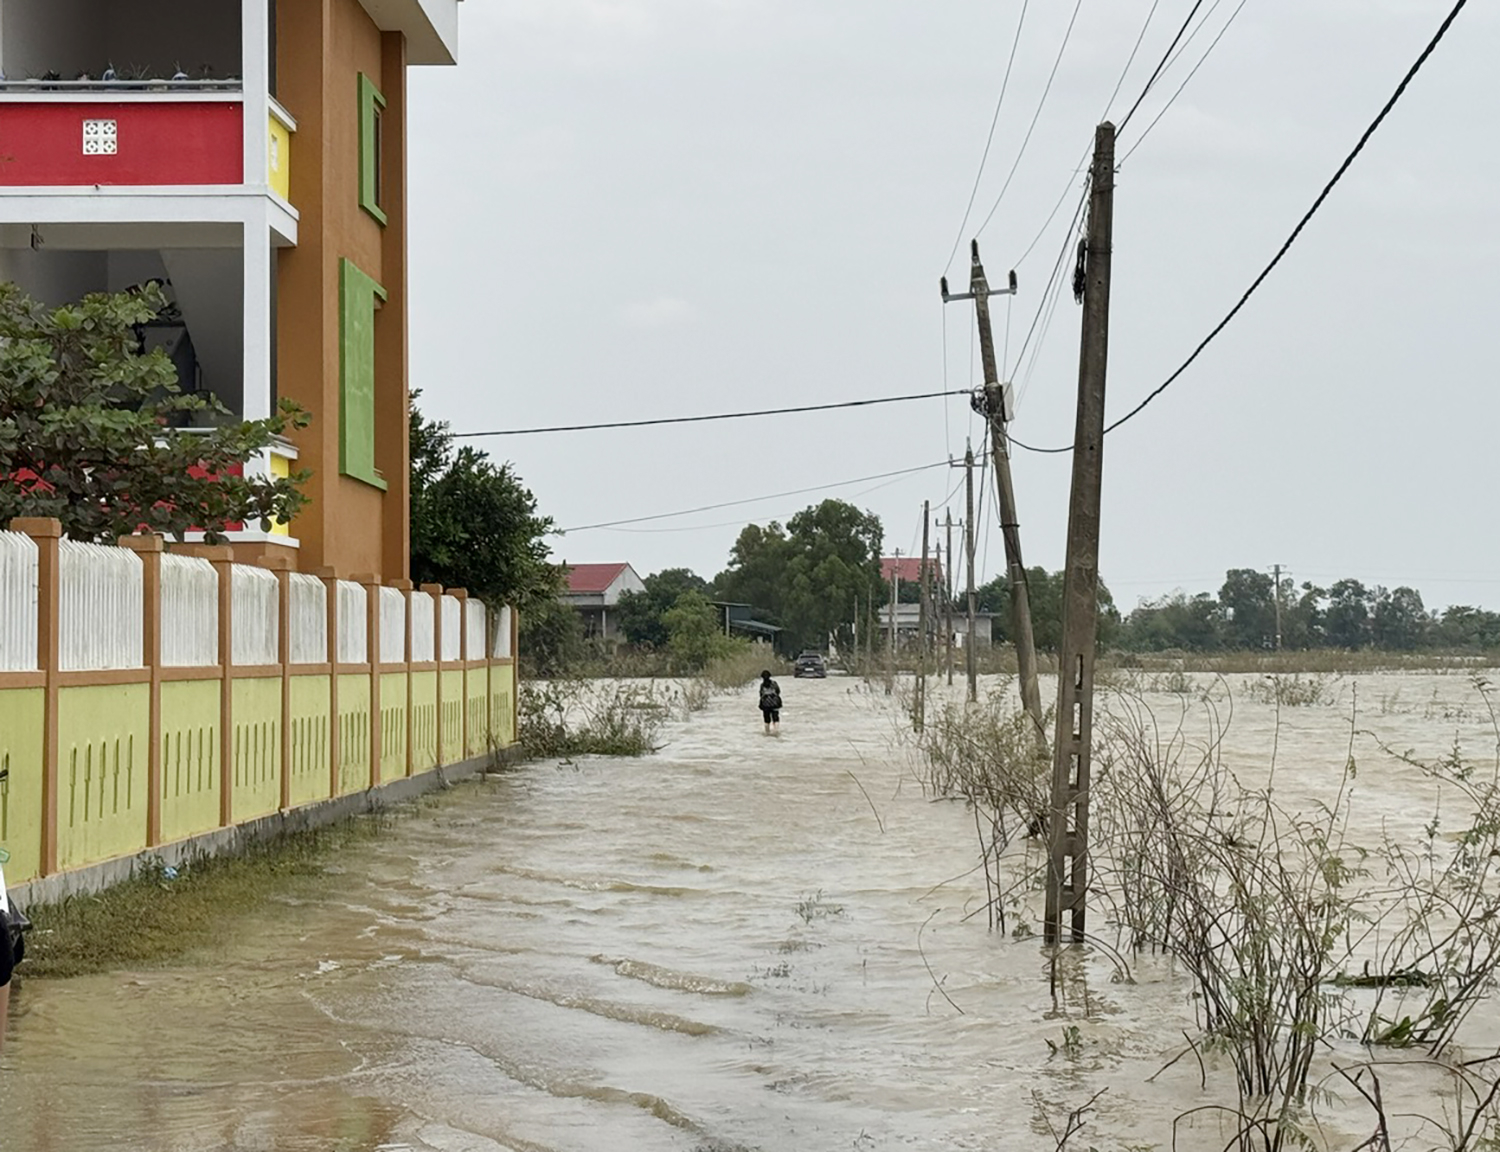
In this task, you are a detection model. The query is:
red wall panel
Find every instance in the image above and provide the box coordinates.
[0,101,243,186]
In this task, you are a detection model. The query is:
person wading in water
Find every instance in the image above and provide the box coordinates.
[758,669,782,736]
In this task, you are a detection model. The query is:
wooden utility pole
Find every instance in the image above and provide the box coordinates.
[964,447,977,703]
[1044,122,1116,946]
[916,502,931,731]
[945,512,955,686]
[952,241,1045,736]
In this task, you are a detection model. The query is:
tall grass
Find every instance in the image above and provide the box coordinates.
[517,678,672,758]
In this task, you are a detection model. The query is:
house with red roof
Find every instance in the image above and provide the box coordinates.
[561,562,646,641]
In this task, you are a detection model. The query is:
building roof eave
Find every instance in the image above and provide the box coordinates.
[356,0,460,66]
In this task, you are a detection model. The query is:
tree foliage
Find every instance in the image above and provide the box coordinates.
[0,281,308,543]
[977,567,1120,651]
[615,568,709,649]
[714,499,884,653]
[409,393,557,611]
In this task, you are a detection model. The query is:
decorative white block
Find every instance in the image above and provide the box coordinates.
[82,119,118,155]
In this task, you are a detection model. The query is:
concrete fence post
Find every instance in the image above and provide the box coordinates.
[255,555,293,812]
[354,573,382,790]
[388,578,414,778]
[11,518,61,876]
[312,567,339,800]
[421,583,444,766]
[119,534,164,847]
[450,588,469,761]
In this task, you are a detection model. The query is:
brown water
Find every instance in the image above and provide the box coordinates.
[3,670,1498,1152]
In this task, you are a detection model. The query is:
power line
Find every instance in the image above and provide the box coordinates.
[1009,0,1470,455]
[973,0,1086,239]
[1116,0,1207,133]
[943,0,1031,274]
[452,390,968,439]
[559,460,950,533]
[1119,0,1248,165]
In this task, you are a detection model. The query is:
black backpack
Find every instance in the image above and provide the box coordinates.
[760,681,781,710]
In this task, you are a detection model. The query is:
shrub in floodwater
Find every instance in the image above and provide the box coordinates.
[700,644,780,691]
[1242,671,1336,707]
[517,678,669,758]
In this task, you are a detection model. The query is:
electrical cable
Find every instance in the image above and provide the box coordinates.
[1119,0,1248,165]
[973,0,1086,239]
[1116,0,1207,133]
[452,390,969,438]
[943,0,1031,274]
[1103,0,1165,119]
[1007,0,1470,455]
[558,460,951,533]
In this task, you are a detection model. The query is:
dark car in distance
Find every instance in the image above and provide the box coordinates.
[793,651,827,678]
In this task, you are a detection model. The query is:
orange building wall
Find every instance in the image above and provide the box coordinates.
[274,0,410,583]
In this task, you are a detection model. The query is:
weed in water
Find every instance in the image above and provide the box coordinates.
[517,677,670,758]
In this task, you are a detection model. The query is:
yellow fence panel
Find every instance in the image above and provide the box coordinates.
[379,673,408,780]
[232,678,282,821]
[490,665,517,750]
[288,675,331,808]
[466,668,489,758]
[159,680,221,844]
[0,688,45,884]
[440,670,464,765]
[336,674,371,796]
[410,671,437,773]
[56,684,149,870]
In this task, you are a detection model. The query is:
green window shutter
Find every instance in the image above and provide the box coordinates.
[339,257,388,491]
[358,73,387,225]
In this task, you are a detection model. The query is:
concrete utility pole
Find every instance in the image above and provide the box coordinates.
[916,502,931,731]
[887,550,899,696]
[945,241,1044,737]
[945,513,956,687]
[964,446,977,703]
[1044,122,1116,947]
[1272,564,1285,651]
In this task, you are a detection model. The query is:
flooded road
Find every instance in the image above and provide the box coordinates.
[3,669,1499,1151]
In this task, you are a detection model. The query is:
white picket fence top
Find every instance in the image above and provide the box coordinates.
[410,590,435,662]
[289,573,327,664]
[160,554,218,667]
[379,586,406,664]
[59,540,143,671]
[0,532,38,672]
[336,580,368,665]
[464,600,486,661]
[231,565,279,665]
[440,595,462,662]
[492,605,513,659]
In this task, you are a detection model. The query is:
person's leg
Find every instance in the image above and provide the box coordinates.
[0,980,10,1051]
[762,708,771,734]
[771,709,780,735]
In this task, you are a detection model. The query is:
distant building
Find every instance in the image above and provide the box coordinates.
[713,602,783,646]
[561,563,646,641]
[872,603,995,650]
[880,556,945,591]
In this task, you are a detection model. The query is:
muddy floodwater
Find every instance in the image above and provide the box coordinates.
[4,669,1500,1151]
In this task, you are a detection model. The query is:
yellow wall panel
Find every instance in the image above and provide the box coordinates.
[0,688,45,884]
[379,672,408,780]
[159,680,221,844]
[288,675,331,808]
[439,670,464,765]
[410,671,437,773]
[56,684,149,870]
[466,667,489,758]
[232,677,283,821]
[489,665,516,750]
[336,674,371,796]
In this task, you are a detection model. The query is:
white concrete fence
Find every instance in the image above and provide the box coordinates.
[0,532,517,673]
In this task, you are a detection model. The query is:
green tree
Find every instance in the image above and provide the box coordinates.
[1324,579,1373,649]
[663,590,737,669]
[779,500,884,654]
[0,281,308,543]
[616,568,709,649]
[409,394,557,612]
[1219,568,1277,650]
[1119,591,1222,651]
[715,521,791,622]
[1434,605,1500,649]
[1372,585,1429,650]
[980,567,1120,651]
[517,596,585,678]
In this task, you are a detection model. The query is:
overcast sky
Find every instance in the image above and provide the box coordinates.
[407,0,1497,613]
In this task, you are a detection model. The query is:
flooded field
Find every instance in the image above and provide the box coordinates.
[3,669,1499,1151]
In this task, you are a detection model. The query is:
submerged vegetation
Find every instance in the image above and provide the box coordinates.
[21,814,393,979]
[912,671,1500,1151]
